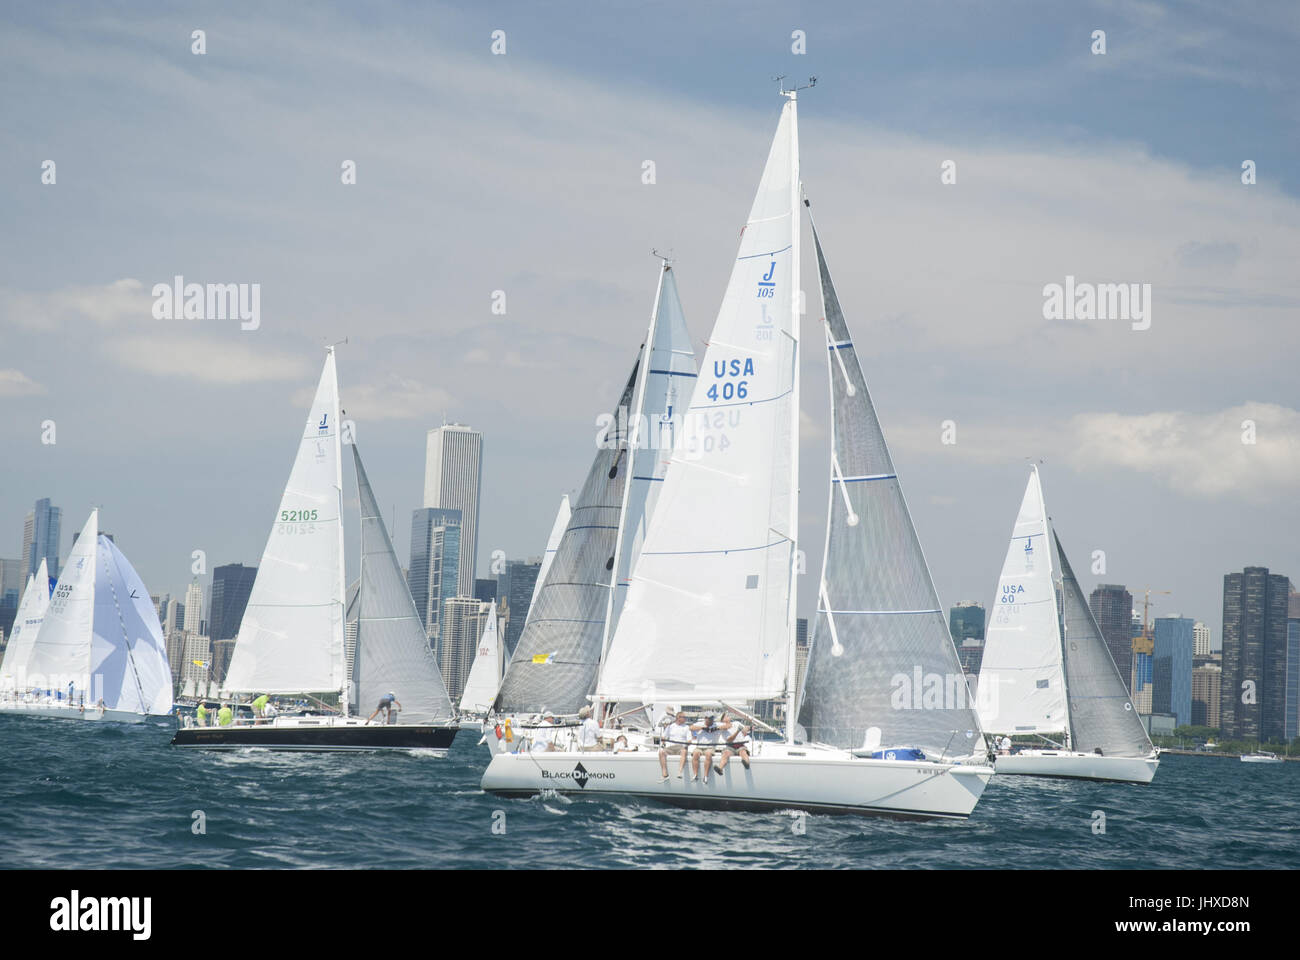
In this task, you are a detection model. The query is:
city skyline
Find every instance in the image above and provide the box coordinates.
[2,3,1297,655]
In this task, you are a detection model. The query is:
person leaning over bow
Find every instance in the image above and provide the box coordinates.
[658,711,693,782]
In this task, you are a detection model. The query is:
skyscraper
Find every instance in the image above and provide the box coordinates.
[1152,616,1194,728]
[408,507,461,648]
[1089,583,1135,693]
[440,597,490,702]
[1192,663,1221,727]
[0,557,23,642]
[948,602,986,676]
[209,563,258,642]
[1193,621,1211,657]
[1220,567,1290,742]
[423,424,483,597]
[20,498,62,583]
[1287,585,1299,741]
[1131,635,1154,714]
[183,580,204,635]
[501,558,542,656]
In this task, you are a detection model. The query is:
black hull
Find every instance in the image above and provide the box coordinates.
[170,724,459,752]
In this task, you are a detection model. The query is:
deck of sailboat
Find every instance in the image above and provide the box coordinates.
[0,700,147,724]
[170,714,459,751]
[993,749,1159,783]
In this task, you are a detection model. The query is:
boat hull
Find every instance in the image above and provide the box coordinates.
[0,701,146,723]
[480,744,993,820]
[171,718,459,753]
[994,750,1159,783]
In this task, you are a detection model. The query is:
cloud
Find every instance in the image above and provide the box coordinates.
[5,278,151,331]
[0,368,46,396]
[296,373,454,422]
[886,403,1300,499]
[104,335,312,384]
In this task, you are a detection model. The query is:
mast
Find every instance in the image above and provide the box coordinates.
[331,344,348,715]
[782,86,801,741]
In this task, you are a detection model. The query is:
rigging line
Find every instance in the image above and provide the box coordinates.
[825,319,857,397]
[830,452,859,526]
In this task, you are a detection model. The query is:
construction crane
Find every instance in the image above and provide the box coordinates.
[1140,587,1173,639]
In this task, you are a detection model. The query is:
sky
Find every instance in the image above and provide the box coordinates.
[2,0,1297,644]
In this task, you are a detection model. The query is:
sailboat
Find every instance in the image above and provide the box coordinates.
[0,559,50,696]
[458,600,502,724]
[976,466,1159,783]
[171,348,459,752]
[484,257,697,740]
[0,511,173,723]
[481,87,994,819]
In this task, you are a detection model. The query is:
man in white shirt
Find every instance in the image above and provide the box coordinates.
[530,712,558,752]
[658,710,693,782]
[716,713,751,772]
[577,705,603,752]
[690,714,723,784]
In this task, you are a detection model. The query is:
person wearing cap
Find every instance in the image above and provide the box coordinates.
[530,711,559,752]
[577,705,603,752]
[690,714,722,783]
[367,692,402,724]
[716,712,752,772]
[658,710,693,782]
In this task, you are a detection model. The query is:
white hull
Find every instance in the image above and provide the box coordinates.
[1240,753,1283,764]
[481,742,993,820]
[994,749,1159,783]
[0,700,147,724]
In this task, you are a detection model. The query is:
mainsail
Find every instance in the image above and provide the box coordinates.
[459,600,501,715]
[975,467,1068,736]
[0,560,50,692]
[224,349,347,699]
[351,443,454,723]
[494,364,640,715]
[797,218,983,756]
[1055,530,1154,757]
[92,536,174,715]
[597,97,801,704]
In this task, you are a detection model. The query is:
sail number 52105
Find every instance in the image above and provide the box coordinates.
[280,509,319,522]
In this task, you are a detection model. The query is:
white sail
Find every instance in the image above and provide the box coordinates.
[181,678,196,698]
[0,560,50,692]
[604,262,699,650]
[598,97,801,704]
[23,511,99,696]
[976,467,1068,736]
[224,349,346,697]
[525,495,570,630]
[459,600,502,715]
[91,536,174,715]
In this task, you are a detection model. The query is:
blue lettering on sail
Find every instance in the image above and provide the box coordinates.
[756,261,776,298]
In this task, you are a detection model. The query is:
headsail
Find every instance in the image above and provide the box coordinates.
[797,217,984,758]
[1055,530,1154,757]
[24,511,98,695]
[92,536,174,715]
[597,97,801,705]
[224,349,346,697]
[494,363,640,715]
[0,560,50,692]
[351,443,455,723]
[975,467,1067,736]
[459,600,502,715]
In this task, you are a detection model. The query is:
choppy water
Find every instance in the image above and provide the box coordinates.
[1,716,1295,869]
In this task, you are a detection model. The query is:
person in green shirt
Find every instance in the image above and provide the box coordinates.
[217,705,233,726]
[196,702,208,726]
[252,694,269,719]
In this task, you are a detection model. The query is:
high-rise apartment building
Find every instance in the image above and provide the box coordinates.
[1220,567,1290,741]
[409,507,461,648]
[1132,635,1154,714]
[183,580,204,635]
[423,424,483,597]
[21,498,62,583]
[501,558,542,656]
[1089,583,1135,693]
[948,602,986,676]
[1152,616,1194,728]
[1193,621,1211,657]
[209,563,257,642]
[0,557,24,642]
[1192,662,1222,728]
[1287,586,1299,741]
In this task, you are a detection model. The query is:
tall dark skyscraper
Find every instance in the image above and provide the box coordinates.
[1220,567,1290,742]
[20,497,62,583]
[409,507,462,648]
[948,602,986,675]
[501,558,542,656]
[209,563,258,642]
[1089,583,1134,693]
[473,578,498,603]
[1152,616,1194,727]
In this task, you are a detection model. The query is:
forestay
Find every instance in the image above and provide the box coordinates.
[0,560,50,692]
[797,221,983,758]
[351,444,455,723]
[597,98,800,704]
[1056,531,1154,757]
[224,350,346,697]
[975,467,1067,736]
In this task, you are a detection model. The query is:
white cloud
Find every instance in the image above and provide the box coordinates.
[104,335,312,384]
[0,368,46,396]
[296,374,454,423]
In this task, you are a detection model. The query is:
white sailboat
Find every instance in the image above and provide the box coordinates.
[976,466,1159,783]
[487,258,697,727]
[459,600,502,724]
[481,87,994,819]
[0,511,173,723]
[172,347,459,751]
[0,559,51,695]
